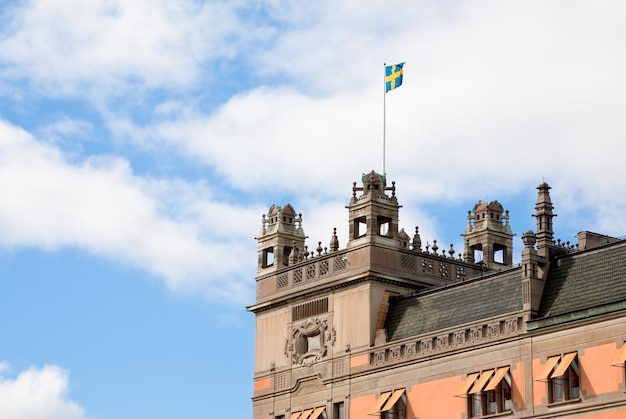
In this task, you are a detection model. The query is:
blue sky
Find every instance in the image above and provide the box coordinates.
[1,1,626,418]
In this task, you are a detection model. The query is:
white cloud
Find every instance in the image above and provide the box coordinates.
[0,0,248,95]
[152,87,383,194]
[0,120,259,303]
[0,363,85,419]
[141,1,626,240]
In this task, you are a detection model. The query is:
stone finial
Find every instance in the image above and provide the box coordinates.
[432,240,439,255]
[260,213,268,235]
[448,244,455,258]
[412,226,422,251]
[521,230,537,248]
[295,213,304,236]
[351,182,358,203]
[329,227,339,251]
[288,240,298,265]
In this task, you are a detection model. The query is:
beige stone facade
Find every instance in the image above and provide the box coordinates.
[248,171,626,419]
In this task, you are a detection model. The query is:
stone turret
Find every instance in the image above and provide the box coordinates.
[533,182,556,256]
[521,182,557,319]
[256,204,306,273]
[347,171,401,248]
[462,200,514,270]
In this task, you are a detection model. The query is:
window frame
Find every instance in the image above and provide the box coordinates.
[353,216,367,238]
[535,352,580,405]
[332,401,345,419]
[464,368,512,417]
[548,355,580,403]
[379,394,405,419]
[368,389,406,419]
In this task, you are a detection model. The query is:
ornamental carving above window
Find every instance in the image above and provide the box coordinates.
[290,318,334,366]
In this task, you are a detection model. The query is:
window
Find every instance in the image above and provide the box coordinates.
[289,407,326,419]
[535,352,580,403]
[457,367,512,417]
[354,216,366,238]
[333,401,344,419]
[493,244,506,264]
[470,245,483,264]
[276,416,285,419]
[381,400,406,419]
[368,389,406,419]
[262,247,274,267]
[378,216,391,236]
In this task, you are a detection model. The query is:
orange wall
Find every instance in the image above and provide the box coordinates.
[350,353,369,368]
[532,357,546,406]
[408,376,466,419]
[349,393,377,419]
[347,349,624,418]
[345,343,625,418]
[533,343,625,406]
[511,361,525,410]
[580,343,623,396]
[253,377,271,392]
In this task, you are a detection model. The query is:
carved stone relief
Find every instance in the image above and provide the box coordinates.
[290,318,334,366]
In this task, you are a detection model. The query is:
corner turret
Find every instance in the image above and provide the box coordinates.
[256,204,306,273]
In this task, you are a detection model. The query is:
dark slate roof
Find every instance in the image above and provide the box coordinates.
[538,241,626,318]
[385,270,523,341]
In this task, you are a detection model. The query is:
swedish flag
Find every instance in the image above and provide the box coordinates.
[385,62,405,93]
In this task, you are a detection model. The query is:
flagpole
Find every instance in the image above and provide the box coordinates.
[383,63,386,175]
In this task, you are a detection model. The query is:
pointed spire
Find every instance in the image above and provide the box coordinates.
[533,182,556,252]
[412,226,422,252]
[329,228,339,252]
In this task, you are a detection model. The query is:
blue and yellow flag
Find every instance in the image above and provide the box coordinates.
[385,62,405,92]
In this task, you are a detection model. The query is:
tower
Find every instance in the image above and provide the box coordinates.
[249,171,486,419]
[533,182,556,255]
[462,200,515,269]
[347,171,400,247]
[256,204,306,273]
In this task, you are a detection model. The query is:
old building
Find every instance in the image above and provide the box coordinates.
[247,171,626,419]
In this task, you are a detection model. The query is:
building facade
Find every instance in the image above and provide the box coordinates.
[247,171,626,419]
